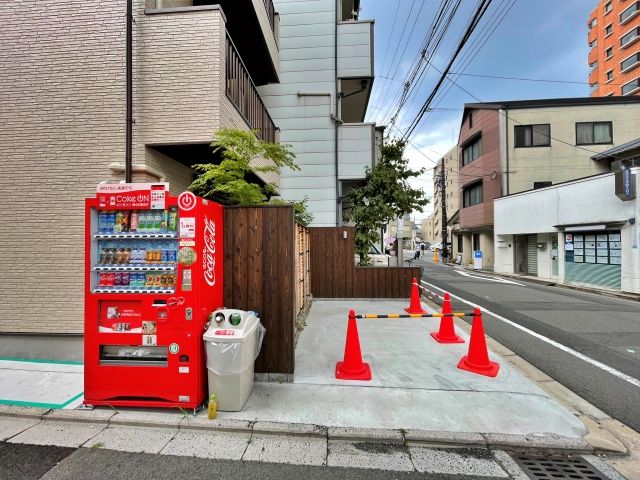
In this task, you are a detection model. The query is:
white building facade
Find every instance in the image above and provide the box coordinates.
[258,0,376,226]
[494,165,640,293]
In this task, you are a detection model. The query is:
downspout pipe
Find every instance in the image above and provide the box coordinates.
[125,0,133,183]
[335,0,341,226]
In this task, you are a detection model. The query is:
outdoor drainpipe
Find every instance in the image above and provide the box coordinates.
[125,0,133,183]
[334,0,341,226]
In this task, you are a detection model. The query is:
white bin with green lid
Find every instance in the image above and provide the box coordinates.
[203,309,265,411]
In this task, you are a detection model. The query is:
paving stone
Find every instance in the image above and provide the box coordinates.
[410,446,508,477]
[85,425,176,454]
[0,416,40,441]
[404,429,486,447]
[45,408,115,424]
[243,433,327,466]
[109,409,184,427]
[161,429,250,460]
[492,450,531,480]
[327,439,413,471]
[327,427,404,443]
[482,432,593,451]
[9,420,106,448]
[181,414,252,432]
[580,416,627,453]
[0,405,50,419]
[253,421,326,437]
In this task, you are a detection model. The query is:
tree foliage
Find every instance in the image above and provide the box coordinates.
[345,139,428,264]
[189,128,313,226]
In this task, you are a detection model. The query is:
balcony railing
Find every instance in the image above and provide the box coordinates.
[145,1,275,34]
[226,34,276,143]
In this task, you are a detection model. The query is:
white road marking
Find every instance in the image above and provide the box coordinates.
[421,279,640,388]
[455,270,525,286]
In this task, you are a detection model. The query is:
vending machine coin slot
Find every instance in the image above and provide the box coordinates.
[185,307,193,321]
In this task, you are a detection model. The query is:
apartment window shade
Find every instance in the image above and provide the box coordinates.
[463,182,483,207]
[515,124,550,147]
[576,122,612,145]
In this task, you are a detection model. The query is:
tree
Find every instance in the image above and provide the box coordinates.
[345,138,428,265]
[189,128,313,226]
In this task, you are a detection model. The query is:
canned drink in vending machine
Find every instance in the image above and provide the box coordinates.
[145,273,154,288]
[99,273,108,286]
[107,273,115,286]
[114,273,122,286]
[161,250,168,263]
[154,274,162,287]
[167,249,177,263]
[121,273,130,286]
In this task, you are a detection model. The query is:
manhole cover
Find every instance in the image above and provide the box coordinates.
[511,453,608,480]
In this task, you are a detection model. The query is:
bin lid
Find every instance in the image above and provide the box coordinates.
[203,314,259,343]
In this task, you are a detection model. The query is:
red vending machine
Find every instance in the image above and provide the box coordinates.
[84,183,223,409]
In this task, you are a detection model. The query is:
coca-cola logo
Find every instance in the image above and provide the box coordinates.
[203,216,216,286]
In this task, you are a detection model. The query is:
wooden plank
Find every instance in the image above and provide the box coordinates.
[223,209,235,307]
[261,207,279,373]
[278,207,295,373]
[247,207,262,318]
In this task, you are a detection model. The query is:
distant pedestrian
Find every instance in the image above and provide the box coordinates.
[420,244,425,257]
[414,249,420,260]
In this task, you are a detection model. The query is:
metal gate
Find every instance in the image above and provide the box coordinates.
[526,234,538,275]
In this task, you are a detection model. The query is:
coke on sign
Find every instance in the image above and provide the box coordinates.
[178,191,197,211]
[203,216,216,287]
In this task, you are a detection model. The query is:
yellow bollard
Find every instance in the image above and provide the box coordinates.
[433,250,439,263]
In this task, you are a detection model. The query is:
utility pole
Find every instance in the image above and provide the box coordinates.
[440,158,448,263]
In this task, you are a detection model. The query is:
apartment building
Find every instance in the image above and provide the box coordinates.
[420,216,436,244]
[258,0,375,226]
[0,0,376,359]
[455,96,640,269]
[588,0,640,96]
[432,146,460,256]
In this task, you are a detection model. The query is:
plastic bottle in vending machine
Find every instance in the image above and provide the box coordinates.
[108,212,116,233]
[138,211,147,233]
[113,211,123,233]
[121,211,131,232]
[152,211,162,233]
[98,211,106,233]
[168,207,178,232]
[130,211,139,232]
[160,210,168,233]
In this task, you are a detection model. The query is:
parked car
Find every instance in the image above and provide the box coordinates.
[429,241,442,252]
[355,242,391,266]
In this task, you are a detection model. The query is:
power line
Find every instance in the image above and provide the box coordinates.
[447,72,633,87]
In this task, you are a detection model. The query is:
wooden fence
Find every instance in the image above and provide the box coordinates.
[310,227,421,298]
[295,224,311,317]
[223,206,297,374]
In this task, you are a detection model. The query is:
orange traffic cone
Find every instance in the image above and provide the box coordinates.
[457,308,500,377]
[336,310,372,380]
[405,277,427,314]
[430,293,464,343]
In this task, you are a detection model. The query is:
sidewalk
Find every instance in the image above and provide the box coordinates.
[0,297,638,478]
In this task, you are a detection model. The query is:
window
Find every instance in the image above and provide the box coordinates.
[469,112,473,128]
[462,137,482,166]
[604,1,612,13]
[621,52,640,72]
[605,24,613,36]
[622,77,640,95]
[567,232,621,265]
[589,60,598,72]
[620,1,640,24]
[576,122,613,145]
[533,181,552,189]
[605,46,613,58]
[472,233,480,251]
[588,18,597,30]
[590,82,599,93]
[589,38,597,49]
[606,70,614,81]
[620,26,640,48]
[515,124,551,147]
[457,235,463,253]
[462,182,483,208]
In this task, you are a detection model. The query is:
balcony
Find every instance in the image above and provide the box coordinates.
[338,123,375,180]
[145,0,279,84]
[337,21,374,122]
[226,35,276,143]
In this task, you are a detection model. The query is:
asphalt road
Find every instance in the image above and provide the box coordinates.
[418,259,640,431]
[0,443,511,480]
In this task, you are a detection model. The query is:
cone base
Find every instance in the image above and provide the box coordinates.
[430,332,465,344]
[405,306,427,314]
[335,361,372,381]
[457,356,500,377]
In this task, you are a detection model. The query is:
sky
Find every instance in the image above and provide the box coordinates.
[359,0,598,223]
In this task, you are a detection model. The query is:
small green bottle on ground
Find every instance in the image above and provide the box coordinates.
[207,394,218,420]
